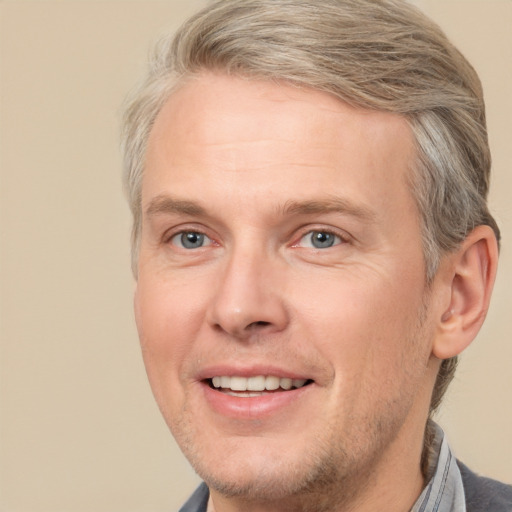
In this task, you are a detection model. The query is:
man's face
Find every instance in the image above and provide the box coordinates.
[135,73,440,505]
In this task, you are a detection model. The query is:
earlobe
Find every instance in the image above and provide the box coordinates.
[433,225,498,360]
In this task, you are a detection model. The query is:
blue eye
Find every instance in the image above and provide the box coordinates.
[302,231,341,249]
[171,231,211,249]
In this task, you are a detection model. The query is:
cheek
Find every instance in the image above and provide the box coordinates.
[134,278,204,428]
[134,274,206,390]
[293,266,428,375]
[136,269,205,336]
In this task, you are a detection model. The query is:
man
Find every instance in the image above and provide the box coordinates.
[121,0,512,510]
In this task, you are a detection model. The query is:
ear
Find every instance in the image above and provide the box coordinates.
[432,225,499,360]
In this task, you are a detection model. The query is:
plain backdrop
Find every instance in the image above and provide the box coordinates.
[1,1,511,511]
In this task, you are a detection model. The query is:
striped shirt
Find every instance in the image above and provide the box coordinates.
[412,423,466,512]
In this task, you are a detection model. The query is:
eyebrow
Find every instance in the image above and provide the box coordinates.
[281,197,376,222]
[145,195,207,217]
[145,194,376,223]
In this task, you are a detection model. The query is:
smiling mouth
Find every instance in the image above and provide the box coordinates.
[207,375,312,397]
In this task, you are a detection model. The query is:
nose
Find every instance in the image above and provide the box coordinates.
[207,245,289,339]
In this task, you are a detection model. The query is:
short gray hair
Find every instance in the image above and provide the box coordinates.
[121,0,500,421]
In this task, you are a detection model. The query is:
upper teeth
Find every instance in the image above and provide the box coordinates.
[211,375,307,392]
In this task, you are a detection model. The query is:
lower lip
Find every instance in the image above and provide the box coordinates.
[201,382,312,420]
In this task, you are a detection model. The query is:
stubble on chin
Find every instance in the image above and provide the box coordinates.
[170,407,384,512]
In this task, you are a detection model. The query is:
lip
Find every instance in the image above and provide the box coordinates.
[196,364,314,420]
[196,364,311,381]
[201,380,312,420]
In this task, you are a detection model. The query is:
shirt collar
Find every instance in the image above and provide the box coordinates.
[411,422,466,512]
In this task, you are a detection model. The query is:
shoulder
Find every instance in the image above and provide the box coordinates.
[178,482,209,512]
[457,460,512,512]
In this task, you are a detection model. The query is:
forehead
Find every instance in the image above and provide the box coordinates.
[144,72,417,220]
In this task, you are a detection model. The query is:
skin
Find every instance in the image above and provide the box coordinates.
[134,72,495,512]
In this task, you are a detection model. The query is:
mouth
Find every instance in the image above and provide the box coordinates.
[207,375,313,397]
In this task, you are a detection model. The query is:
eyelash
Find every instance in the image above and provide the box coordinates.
[164,226,349,251]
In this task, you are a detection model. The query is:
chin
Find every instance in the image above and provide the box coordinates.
[197,454,338,502]
[173,422,358,505]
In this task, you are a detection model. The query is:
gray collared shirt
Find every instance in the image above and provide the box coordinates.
[412,423,466,512]
[180,424,466,512]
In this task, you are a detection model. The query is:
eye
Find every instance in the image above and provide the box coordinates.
[299,230,343,249]
[170,231,212,249]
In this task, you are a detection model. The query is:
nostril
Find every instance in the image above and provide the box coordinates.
[248,321,271,329]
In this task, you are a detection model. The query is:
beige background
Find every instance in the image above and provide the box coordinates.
[0,1,510,510]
